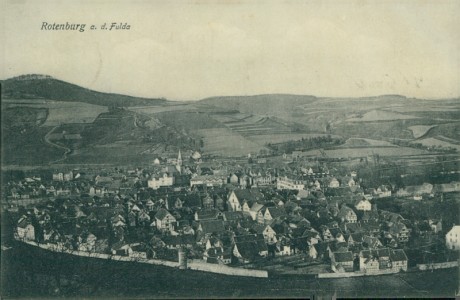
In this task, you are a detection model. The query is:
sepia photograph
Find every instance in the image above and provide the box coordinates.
[1,0,459,298]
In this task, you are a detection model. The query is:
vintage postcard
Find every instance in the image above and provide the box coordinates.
[1,0,459,298]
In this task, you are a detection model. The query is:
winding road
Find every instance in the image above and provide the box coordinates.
[44,126,72,164]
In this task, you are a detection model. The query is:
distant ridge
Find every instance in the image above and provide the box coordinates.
[1,74,167,107]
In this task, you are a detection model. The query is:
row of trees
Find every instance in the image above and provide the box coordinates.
[267,135,345,154]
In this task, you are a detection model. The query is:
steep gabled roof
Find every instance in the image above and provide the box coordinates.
[155,208,172,220]
[234,234,268,259]
[390,249,408,262]
[266,207,286,219]
[199,220,225,235]
[337,205,356,219]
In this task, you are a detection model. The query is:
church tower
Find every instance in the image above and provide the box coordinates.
[177,150,182,166]
[176,149,182,174]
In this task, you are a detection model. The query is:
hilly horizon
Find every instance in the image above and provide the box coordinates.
[1,74,168,107]
[4,74,458,106]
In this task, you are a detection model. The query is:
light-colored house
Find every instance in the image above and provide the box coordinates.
[347,177,356,187]
[329,178,340,188]
[355,198,372,211]
[78,233,97,252]
[190,175,225,187]
[429,219,442,233]
[250,203,264,221]
[359,248,408,272]
[154,208,176,231]
[276,176,305,191]
[389,222,411,243]
[148,173,174,190]
[331,251,354,272]
[262,207,286,223]
[16,216,35,241]
[337,206,357,223]
[228,191,242,211]
[446,225,460,250]
[227,189,264,212]
[390,249,408,271]
[375,185,392,198]
[252,224,277,244]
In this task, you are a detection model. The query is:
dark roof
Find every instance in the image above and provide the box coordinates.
[17,217,31,228]
[313,242,330,255]
[349,242,364,254]
[330,241,348,253]
[183,194,202,208]
[333,251,353,263]
[196,209,220,220]
[162,235,195,246]
[232,189,264,203]
[390,249,408,261]
[389,222,408,235]
[363,236,382,248]
[223,211,244,221]
[329,227,343,237]
[377,248,391,257]
[325,187,353,198]
[360,220,380,232]
[360,248,392,259]
[350,232,364,243]
[199,220,225,235]
[234,234,268,259]
[337,206,356,219]
[207,247,224,258]
[155,208,172,220]
[234,233,265,243]
[266,207,286,219]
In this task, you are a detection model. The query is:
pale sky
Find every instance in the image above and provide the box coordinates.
[2,0,459,100]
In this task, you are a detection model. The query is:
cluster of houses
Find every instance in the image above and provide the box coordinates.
[8,151,459,275]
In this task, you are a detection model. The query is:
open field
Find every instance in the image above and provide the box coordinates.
[221,116,293,136]
[2,126,65,165]
[301,146,429,158]
[128,104,195,114]
[156,111,224,130]
[2,106,48,129]
[407,110,460,121]
[428,123,460,141]
[331,118,446,140]
[386,105,459,112]
[408,125,437,138]
[3,99,108,125]
[64,145,155,164]
[411,138,460,151]
[196,128,265,157]
[340,138,396,147]
[347,109,419,122]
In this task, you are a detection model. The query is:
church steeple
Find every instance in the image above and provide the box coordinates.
[177,150,182,166]
[176,149,182,174]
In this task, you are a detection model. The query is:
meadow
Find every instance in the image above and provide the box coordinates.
[196,128,265,157]
[3,99,108,125]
